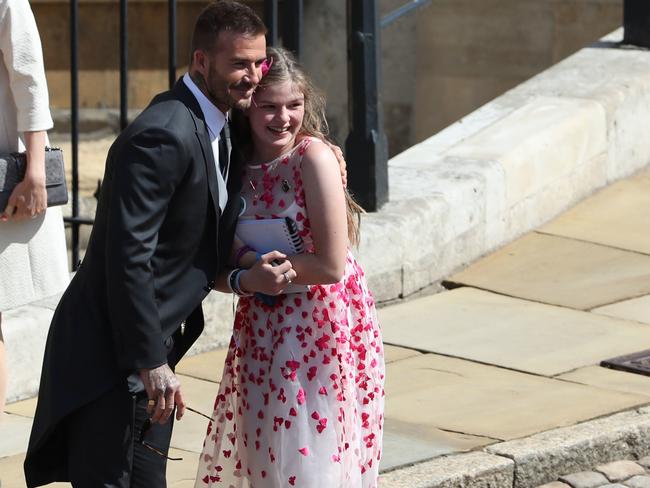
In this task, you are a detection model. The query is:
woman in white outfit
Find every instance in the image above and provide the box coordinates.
[0,0,69,413]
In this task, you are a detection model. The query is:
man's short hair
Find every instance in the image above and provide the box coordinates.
[191,1,267,55]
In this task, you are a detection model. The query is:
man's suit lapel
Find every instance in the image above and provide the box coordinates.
[173,79,220,220]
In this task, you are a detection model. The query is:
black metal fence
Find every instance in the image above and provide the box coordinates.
[64,0,432,270]
[62,0,650,269]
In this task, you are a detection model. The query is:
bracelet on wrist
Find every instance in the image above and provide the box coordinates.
[234,269,253,297]
[234,245,255,268]
[228,268,253,297]
[226,268,238,294]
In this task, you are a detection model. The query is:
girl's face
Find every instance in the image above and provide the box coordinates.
[248,80,305,160]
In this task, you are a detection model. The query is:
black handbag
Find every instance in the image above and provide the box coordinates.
[0,147,68,213]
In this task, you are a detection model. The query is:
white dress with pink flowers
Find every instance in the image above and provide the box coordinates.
[195,138,385,488]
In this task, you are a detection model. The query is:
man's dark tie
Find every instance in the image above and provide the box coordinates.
[218,125,230,177]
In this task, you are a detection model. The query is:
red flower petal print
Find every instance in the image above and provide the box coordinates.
[297,388,306,405]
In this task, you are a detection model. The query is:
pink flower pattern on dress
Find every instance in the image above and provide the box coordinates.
[195,138,385,488]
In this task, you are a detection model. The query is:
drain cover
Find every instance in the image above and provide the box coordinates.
[601,349,650,376]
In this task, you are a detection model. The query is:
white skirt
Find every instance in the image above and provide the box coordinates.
[0,206,69,311]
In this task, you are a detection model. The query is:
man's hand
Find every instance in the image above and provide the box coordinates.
[239,251,297,296]
[296,135,347,188]
[326,141,347,188]
[139,364,186,424]
[0,173,47,221]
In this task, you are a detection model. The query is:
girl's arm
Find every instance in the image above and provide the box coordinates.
[287,142,348,284]
[215,251,296,295]
[229,235,258,269]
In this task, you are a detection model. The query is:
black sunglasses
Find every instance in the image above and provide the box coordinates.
[138,406,215,461]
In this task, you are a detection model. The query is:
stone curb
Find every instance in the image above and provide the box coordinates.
[379,451,515,488]
[380,407,650,488]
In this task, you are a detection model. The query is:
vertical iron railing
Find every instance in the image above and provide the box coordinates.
[282,0,303,59]
[66,0,425,266]
[265,0,279,47]
[168,0,177,88]
[623,0,650,48]
[69,0,80,269]
[120,0,128,131]
[264,0,303,58]
[64,0,179,270]
[345,0,388,211]
[345,0,430,212]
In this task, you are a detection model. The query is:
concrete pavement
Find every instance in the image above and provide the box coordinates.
[2,166,650,486]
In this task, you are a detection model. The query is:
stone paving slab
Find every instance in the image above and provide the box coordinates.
[0,453,65,488]
[384,344,422,363]
[447,233,650,310]
[175,349,227,383]
[0,449,197,488]
[5,397,37,419]
[385,354,647,441]
[486,409,650,488]
[593,295,650,325]
[378,451,514,488]
[558,367,650,400]
[3,304,56,403]
[381,418,493,472]
[0,414,34,458]
[540,168,650,256]
[625,475,650,488]
[170,374,220,454]
[380,287,650,376]
[167,448,200,487]
[596,460,645,482]
[559,470,609,488]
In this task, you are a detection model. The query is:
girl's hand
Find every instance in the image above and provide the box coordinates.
[239,251,297,295]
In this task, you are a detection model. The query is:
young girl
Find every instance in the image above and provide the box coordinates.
[195,47,385,488]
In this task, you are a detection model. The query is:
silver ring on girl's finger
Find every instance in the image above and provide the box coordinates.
[283,272,292,284]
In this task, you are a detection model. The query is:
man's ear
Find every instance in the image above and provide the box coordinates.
[191,49,208,76]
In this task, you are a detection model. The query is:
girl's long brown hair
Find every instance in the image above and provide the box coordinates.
[232,46,364,246]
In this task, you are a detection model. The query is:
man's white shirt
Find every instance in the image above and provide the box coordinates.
[183,72,228,212]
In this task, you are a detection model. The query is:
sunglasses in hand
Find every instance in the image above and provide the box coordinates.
[139,406,215,461]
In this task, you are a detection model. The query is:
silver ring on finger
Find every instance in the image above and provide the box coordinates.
[283,272,292,284]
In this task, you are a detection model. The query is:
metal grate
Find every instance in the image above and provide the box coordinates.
[601,349,650,377]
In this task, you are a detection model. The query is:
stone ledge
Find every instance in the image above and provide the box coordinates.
[363,27,650,301]
[378,451,514,488]
[486,408,650,488]
[380,408,650,488]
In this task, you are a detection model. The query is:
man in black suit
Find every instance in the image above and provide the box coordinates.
[24,2,295,486]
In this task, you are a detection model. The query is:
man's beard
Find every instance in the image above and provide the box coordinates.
[205,66,256,111]
[232,96,253,110]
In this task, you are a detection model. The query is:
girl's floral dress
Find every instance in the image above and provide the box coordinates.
[195,138,385,488]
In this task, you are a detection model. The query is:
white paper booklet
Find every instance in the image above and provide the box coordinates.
[235,217,309,293]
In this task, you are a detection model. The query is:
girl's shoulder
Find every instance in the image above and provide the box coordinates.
[298,136,336,166]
